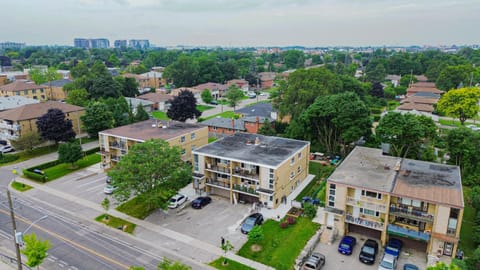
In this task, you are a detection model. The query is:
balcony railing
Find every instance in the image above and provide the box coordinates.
[206,179,230,188]
[387,224,430,242]
[109,142,126,150]
[389,205,434,222]
[0,123,20,131]
[232,169,260,180]
[345,214,384,231]
[233,184,258,195]
[446,228,457,236]
[346,196,387,213]
[205,165,230,174]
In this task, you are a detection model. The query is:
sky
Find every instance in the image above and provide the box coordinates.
[2,0,480,47]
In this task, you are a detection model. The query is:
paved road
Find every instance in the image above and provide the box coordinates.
[199,94,270,119]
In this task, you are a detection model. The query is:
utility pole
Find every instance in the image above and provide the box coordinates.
[7,190,23,270]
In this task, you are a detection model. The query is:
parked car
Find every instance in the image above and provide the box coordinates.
[0,140,7,146]
[191,196,212,209]
[210,100,218,105]
[359,239,379,264]
[385,238,403,258]
[103,184,118,194]
[378,253,397,270]
[0,145,14,153]
[240,213,264,234]
[247,92,257,98]
[302,252,325,270]
[403,264,419,270]
[338,235,357,255]
[168,194,188,209]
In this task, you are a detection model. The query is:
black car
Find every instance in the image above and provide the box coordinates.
[240,213,264,234]
[359,239,379,265]
[191,196,212,209]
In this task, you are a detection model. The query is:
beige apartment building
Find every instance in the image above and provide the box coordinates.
[192,133,310,209]
[325,146,464,258]
[98,119,208,169]
[0,80,48,100]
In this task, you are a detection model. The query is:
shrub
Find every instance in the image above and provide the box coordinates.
[370,107,382,114]
[280,222,288,229]
[248,225,264,243]
[0,154,19,164]
[287,217,296,225]
[304,203,318,219]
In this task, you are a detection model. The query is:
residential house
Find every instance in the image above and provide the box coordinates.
[325,146,463,258]
[397,95,440,114]
[0,80,48,100]
[137,92,173,112]
[258,72,276,89]
[385,75,401,87]
[201,116,274,136]
[140,71,164,89]
[171,87,203,102]
[236,102,278,121]
[226,79,249,92]
[98,119,208,169]
[406,82,443,97]
[194,82,228,99]
[0,96,39,111]
[0,101,84,142]
[124,97,154,114]
[41,78,72,100]
[192,133,310,208]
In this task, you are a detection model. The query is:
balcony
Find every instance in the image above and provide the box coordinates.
[109,141,126,150]
[389,205,434,223]
[111,155,121,162]
[0,122,20,131]
[205,164,230,174]
[387,224,430,242]
[206,178,230,189]
[233,184,259,196]
[232,169,260,181]
[345,214,384,231]
[346,196,387,213]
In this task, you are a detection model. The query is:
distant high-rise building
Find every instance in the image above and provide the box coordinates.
[74,38,110,49]
[114,40,127,48]
[129,39,150,49]
[0,42,26,50]
[74,38,90,49]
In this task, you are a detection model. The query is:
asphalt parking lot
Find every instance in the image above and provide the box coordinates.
[313,233,427,270]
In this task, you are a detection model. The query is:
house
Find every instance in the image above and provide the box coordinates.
[385,75,401,87]
[41,78,72,100]
[397,95,440,114]
[236,102,278,121]
[201,116,274,136]
[171,87,203,102]
[226,79,249,92]
[324,146,463,258]
[406,82,443,97]
[137,92,173,112]
[140,71,164,89]
[194,82,228,99]
[0,75,7,86]
[98,119,208,169]
[0,80,47,100]
[0,96,39,111]
[124,97,154,114]
[0,101,84,142]
[258,72,276,89]
[192,133,310,208]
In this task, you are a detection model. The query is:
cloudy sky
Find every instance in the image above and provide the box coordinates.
[3,0,479,47]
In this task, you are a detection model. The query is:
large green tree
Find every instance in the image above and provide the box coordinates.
[225,85,244,111]
[201,89,213,104]
[134,104,149,122]
[81,101,115,137]
[10,132,42,152]
[108,139,192,209]
[436,65,473,91]
[36,108,76,144]
[21,233,51,270]
[58,141,83,167]
[167,90,201,122]
[66,89,90,107]
[163,55,199,87]
[282,50,305,69]
[445,127,480,186]
[437,87,480,125]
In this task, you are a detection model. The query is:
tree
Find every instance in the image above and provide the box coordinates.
[304,203,318,219]
[70,62,89,79]
[201,89,213,104]
[21,233,51,270]
[36,108,76,144]
[366,63,387,83]
[436,87,480,125]
[66,89,90,107]
[115,76,139,97]
[163,55,199,87]
[90,74,122,99]
[108,139,192,209]
[370,82,384,98]
[436,65,473,91]
[399,74,418,87]
[221,240,234,265]
[257,119,275,136]
[101,197,110,219]
[134,104,149,122]
[167,90,201,122]
[10,132,42,152]
[104,97,131,127]
[248,225,264,243]
[282,50,305,69]
[445,127,480,185]
[157,257,191,270]
[427,262,460,270]
[376,112,437,158]
[81,101,115,137]
[58,141,83,167]
[225,85,244,111]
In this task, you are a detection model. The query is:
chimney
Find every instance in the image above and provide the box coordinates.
[254,137,260,145]
[231,118,235,132]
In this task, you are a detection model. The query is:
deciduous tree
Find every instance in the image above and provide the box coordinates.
[134,104,149,122]
[36,108,76,144]
[167,90,201,122]
[10,132,42,152]
[225,85,244,111]
[58,141,83,167]
[21,233,51,270]
[81,101,115,137]
[445,127,480,185]
[436,87,480,125]
[201,89,213,104]
[248,225,264,243]
[66,89,90,107]
[157,257,191,270]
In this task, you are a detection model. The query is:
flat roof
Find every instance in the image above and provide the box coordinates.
[328,146,401,193]
[99,119,206,142]
[193,132,309,168]
[393,159,463,208]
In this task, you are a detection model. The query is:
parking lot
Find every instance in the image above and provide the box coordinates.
[313,233,427,270]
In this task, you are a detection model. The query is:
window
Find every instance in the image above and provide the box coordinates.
[297,166,301,173]
[32,89,36,94]
[290,172,294,179]
[191,133,196,139]
[361,190,382,199]
[328,184,336,207]
[191,145,196,151]
[290,157,295,165]
[41,95,45,99]
[24,90,28,95]
[40,89,44,93]
[180,136,186,143]
[181,148,186,155]
[15,92,20,96]
[269,196,273,201]
[298,152,302,159]
[360,208,380,217]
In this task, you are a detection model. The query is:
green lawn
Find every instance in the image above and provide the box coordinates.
[151,111,170,120]
[295,162,335,202]
[197,105,215,112]
[439,119,480,128]
[237,218,320,270]
[203,111,240,121]
[209,257,255,270]
[208,137,218,143]
[42,154,101,181]
[116,192,172,219]
[95,214,136,234]
[459,187,477,256]
[11,181,33,192]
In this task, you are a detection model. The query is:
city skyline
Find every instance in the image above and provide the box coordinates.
[2,0,480,47]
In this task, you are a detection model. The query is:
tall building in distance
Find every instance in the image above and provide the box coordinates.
[114,40,127,48]
[0,42,26,50]
[73,38,90,49]
[129,39,150,49]
[73,38,110,49]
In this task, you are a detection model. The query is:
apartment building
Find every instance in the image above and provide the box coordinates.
[325,146,464,258]
[0,80,47,100]
[192,133,310,209]
[98,119,208,169]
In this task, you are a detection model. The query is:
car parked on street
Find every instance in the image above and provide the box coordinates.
[103,184,118,194]
[403,264,419,270]
[168,194,188,209]
[359,239,379,264]
[385,238,403,258]
[378,253,397,270]
[240,213,264,234]
[338,235,357,255]
[302,252,325,270]
[191,196,212,209]
[0,145,14,153]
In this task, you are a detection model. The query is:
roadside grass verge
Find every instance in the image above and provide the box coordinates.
[237,217,319,270]
[152,111,170,120]
[209,257,255,270]
[208,137,218,143]
[11,181,33,192]
[42,154,101,181]
[116,191,172,220]
[197,105,215,112]
[202,111,240,121]
[459,187,476,256]
[95,214,136,234]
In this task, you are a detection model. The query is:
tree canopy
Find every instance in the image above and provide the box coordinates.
[445,127,480,186]
[21,233,51,269]
[36,108,76,144]
[225,85,244,111]
[167,90,201,122]
[81,101,115,137]
[66,88,90,107]
[436,87,480,125]
[201,89,213,104]
[58,141,83,167]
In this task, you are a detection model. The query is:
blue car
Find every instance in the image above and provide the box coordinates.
[338,235,357,255]
[385,238,403,258]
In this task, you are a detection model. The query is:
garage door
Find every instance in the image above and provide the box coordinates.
[348,224,382,240]
[389,236,427,252]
